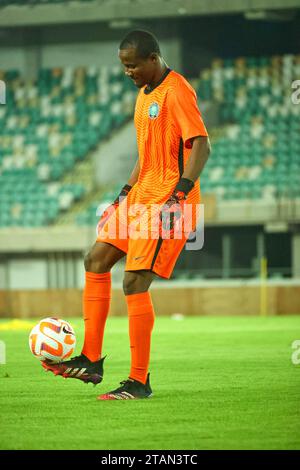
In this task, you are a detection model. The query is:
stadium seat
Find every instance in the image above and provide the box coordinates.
[0,65,136,226]
[198,53,300,201]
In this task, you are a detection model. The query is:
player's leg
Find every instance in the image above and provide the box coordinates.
[81,242,126,362]
[123,237,191,390]
[98,269,155,400]
[42,242,126,384]
[124,270,156,381]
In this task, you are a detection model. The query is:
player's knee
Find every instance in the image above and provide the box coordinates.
[84,250,108,273]
[123,273,139,295]
[123,272,150,295]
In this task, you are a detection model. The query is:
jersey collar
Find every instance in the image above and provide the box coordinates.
[144,68,172,95]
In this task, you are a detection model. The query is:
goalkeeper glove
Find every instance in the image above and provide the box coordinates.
[97,184,132,231]
[160,178,194,239]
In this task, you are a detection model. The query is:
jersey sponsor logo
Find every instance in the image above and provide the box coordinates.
[148,102,160,119]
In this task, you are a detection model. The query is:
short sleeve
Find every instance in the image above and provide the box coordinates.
[170,80,208,149]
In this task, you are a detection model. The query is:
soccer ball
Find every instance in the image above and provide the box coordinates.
[29,317,76,363]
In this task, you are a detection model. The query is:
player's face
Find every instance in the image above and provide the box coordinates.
[118,47,157,88]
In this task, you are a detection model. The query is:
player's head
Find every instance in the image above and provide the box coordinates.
[118,30,162,88]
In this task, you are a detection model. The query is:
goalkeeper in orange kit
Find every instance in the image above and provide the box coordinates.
[43,30,210,400]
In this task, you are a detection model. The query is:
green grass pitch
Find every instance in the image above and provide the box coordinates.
[0,315,299,450]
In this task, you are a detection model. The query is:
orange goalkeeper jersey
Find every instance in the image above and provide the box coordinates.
[127,68,208,209]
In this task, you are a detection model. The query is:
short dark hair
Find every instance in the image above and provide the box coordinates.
[119,30,161,59]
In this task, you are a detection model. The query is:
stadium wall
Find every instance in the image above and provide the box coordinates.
[0,281,299,318]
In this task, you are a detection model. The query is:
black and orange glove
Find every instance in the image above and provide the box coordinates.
[97,184,132,232]
[160,178,194,239]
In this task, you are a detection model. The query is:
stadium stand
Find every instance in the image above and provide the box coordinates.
[0,65,135,227]
[198,55,300,200]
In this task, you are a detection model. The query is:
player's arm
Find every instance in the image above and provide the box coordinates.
[164,136,210,208]
[160,84,210,237]
[160,138,210,237]
[181,135,211,183]
[168,80,211,199]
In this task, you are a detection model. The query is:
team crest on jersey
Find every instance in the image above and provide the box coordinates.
[148,102,160,119]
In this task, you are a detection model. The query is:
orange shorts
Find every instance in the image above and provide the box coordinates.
[95,203,194,279]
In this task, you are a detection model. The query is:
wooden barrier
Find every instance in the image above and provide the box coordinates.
[0,284,299,318]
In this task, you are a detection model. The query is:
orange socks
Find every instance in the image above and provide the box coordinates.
[126,292,155,384]
[81,272,154,382]
[81,271,111,362]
